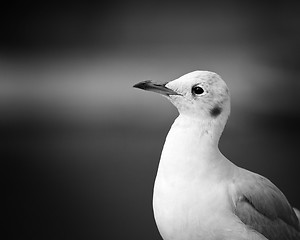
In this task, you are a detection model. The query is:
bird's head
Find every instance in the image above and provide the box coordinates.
[134,71,230,122]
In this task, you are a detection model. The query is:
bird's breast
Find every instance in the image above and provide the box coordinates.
[153,174,233,240]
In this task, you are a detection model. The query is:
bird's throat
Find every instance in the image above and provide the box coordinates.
[157,114,225,181]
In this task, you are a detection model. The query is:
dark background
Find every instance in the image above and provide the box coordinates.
[2,1,300,239]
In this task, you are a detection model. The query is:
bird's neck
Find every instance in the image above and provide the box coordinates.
[158,114,229,181]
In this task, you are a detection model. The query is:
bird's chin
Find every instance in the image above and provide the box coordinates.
[166,94,182,101]
[167,95,186,110]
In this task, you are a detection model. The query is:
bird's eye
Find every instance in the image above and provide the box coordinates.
[192,86,205,95]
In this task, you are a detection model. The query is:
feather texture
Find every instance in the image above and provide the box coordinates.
[232,169,300,240]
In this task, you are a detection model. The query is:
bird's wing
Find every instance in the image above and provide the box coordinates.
[231,169,300,240]
[294,208,300,221]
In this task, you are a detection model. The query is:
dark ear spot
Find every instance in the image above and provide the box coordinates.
[210,105,222,117]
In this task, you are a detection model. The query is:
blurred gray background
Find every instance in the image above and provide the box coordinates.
[2,1,300,239]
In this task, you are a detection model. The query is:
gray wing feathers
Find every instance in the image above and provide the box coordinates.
[293,208,300,228]
[233,170,300,240]
[294,208,300,221]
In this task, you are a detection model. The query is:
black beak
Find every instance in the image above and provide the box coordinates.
[133,80,179,96]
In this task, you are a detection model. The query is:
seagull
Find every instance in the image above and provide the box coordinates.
[133,71,300,240]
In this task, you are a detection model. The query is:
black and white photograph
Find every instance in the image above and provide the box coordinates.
[3,1,300,239]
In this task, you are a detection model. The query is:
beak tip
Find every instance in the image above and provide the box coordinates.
[133,80,178,96]
[133,80,150,90]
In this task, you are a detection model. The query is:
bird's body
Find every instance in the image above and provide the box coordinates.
[153,115,267,240]
[134,71,300,240]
